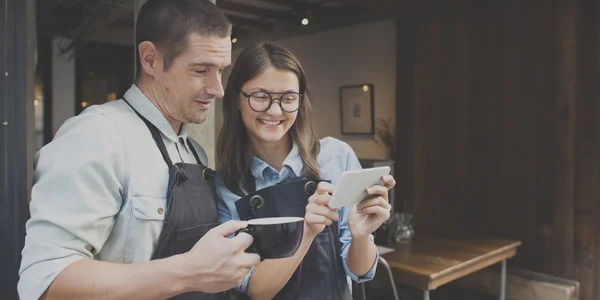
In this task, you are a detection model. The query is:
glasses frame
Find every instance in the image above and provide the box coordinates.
[241,91,304,113]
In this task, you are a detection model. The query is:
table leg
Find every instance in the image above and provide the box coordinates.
[423,290,430,300]
[499,259,506,300]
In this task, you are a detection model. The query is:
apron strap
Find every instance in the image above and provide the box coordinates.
[123,97,202,167]
[185,139,203,166]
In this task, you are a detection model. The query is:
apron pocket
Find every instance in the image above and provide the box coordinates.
[174,223,217,254]
[313,228,333,244]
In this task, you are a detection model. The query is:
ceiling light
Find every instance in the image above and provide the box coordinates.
[301,18,309,25]
[362,85,369,92]
[232,37,238,44]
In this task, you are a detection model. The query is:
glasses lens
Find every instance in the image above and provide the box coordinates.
[280,93,301,112]
[249,92,271,111]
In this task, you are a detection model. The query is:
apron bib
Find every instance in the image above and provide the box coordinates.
[125,99,227,300]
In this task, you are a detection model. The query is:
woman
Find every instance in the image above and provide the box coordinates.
[215,41,395,300]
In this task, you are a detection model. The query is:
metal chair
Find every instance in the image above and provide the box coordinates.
[360,256,400,300]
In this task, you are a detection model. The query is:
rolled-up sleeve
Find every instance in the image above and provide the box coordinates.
[18,112,126,300]
[338,207,378,283]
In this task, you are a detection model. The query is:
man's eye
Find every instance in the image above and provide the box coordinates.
[195,70,208,75]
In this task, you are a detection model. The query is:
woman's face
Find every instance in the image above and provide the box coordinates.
[239,65,300,147]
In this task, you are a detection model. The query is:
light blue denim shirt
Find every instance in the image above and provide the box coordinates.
[216,137,379,293]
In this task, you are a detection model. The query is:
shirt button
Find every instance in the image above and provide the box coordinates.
[157,208,164,215]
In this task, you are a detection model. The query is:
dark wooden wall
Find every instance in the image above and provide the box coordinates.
[393,0,600,299]
[0,0,31,298]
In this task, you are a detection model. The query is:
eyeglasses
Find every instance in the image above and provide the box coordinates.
[241,91,303,113]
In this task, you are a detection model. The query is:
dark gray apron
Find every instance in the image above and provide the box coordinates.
[124,99,226,300]
[234,178,353,300]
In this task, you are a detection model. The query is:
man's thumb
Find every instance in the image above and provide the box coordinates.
[212,220,248,237]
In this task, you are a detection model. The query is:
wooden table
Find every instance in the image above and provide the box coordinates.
[375,236,521,300]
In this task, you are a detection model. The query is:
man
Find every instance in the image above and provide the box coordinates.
[18,1,260,299]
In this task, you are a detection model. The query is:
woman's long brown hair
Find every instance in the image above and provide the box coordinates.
[216,41,320,196]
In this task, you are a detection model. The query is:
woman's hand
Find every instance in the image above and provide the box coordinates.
[348,175,396,239]
[304,182,339,237]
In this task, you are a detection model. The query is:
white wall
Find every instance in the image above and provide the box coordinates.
[51,37,75,136]
[222,19,397,160]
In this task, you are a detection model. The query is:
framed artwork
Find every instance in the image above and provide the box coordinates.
[340,84,374,135]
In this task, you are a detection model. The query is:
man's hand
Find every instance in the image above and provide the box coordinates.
[304,182,339,237]
[348,175,396,239]
[180,220,261,293]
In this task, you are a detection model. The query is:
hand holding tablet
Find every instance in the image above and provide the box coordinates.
[328,166,391,209]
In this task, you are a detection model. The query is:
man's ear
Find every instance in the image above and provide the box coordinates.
[138,41,162,77]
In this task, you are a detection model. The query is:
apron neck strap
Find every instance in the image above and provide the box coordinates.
[122,97,202,168]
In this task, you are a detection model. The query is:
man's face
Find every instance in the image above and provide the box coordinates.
[153,33,231,126]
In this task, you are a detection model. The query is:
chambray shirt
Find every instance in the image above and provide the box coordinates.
[18,85,208,300]
[216,137,379,294]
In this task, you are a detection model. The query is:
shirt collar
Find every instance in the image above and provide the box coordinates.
[122,84,189,142]
[249,143,304,179]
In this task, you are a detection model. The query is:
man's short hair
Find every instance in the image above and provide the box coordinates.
[135,0,231,80]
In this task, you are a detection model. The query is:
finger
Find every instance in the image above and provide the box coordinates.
[212,220,249,237]
[366,185,389,200]
[316,181,335,194]
[230,230,254,250]
[239,253,261,268]
[309,193,333,206]
[381,175,396,190]
[304,212,334,226]
[358,205,391,218]
[306,203,339,221]
[357,196,391,211]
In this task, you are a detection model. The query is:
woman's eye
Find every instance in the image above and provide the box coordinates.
[254,93,268,98]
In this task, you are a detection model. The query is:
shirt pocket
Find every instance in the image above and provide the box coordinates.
[124,194,166,262]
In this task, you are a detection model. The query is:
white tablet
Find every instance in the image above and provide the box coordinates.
[328,166,391,209]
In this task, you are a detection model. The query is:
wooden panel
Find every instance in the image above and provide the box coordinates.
[394,3,416,214]
[411,0,442,235]
[594,0,600,298]
[438,0,469,237]
[575,0,600,299]
[574,213,595,300]
[553,0,577,279]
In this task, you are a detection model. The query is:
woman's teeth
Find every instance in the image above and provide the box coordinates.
[259,119,282,126]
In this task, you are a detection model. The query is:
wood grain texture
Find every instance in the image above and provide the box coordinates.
[381,237,521,290]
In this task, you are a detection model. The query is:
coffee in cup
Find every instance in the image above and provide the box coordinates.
[238,217,304,259]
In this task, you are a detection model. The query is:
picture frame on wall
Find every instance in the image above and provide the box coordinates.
[340,84,374,135]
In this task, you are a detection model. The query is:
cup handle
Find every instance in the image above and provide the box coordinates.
[236,228,256,254]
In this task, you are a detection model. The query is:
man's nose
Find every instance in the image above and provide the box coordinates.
[206,76,225,98]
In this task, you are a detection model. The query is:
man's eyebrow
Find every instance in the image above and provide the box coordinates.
[189,62,218,68]
[189,62,231,69]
